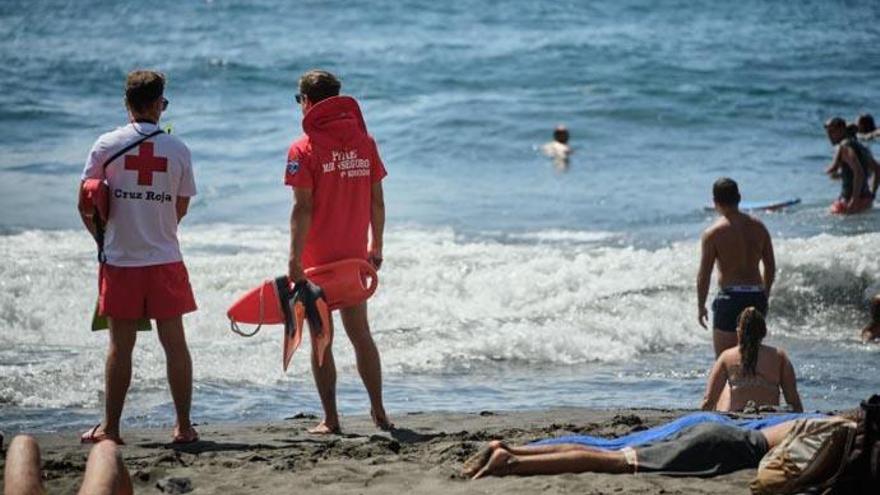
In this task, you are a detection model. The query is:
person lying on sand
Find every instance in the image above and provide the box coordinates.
[701,307,803,413]
[4,436,132,495]
[861,296,880,344]
[463,413,831,479]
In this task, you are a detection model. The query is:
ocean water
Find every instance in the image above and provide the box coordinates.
[1,0,879,433]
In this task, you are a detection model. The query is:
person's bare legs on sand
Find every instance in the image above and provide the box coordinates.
[4,436,132,495]
[463,440,631,479]
[308,302,391,433]
[78,440,133,495]
[91,319,138,443]
[4,435,44,495]
[157,316,197,442]
[341,303,391,429]
[90,317,197,443]
[309,315,340,434]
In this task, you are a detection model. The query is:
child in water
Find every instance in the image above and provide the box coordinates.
[541,125,572,170]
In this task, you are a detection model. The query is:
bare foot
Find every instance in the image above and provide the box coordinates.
[473,448,516,479]
[308,421,341,435]
[80,424,125,445]
[462,440,507,478]
[172,425,200,444]
[371,409,394,431]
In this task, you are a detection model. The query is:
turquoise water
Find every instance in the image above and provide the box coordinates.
[1,0,878,432]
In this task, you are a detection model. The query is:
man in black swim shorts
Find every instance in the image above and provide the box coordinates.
[621,422,767,476]
[697,178,775,356]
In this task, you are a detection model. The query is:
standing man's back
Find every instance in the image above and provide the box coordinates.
[77,70,199,445]
[697,178,775,356]
[285,69,390,434]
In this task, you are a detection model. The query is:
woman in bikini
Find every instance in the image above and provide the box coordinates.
[701,307,803,412]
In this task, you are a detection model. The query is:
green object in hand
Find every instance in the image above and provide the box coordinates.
[91,302,152,331]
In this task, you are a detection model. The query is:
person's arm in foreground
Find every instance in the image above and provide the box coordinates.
[761,225,776,298]
[825,146,843,177]
[176,197,190,223]
[176,151,196,223]
[779,351,803,413]
[697,232,716,329]
[368,181,385,269]
[289,188,313,281]
[700,357,728,411]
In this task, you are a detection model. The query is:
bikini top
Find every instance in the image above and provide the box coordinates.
[726,349,784,393]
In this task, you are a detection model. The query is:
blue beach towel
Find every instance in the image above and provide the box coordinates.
[530,412,825,450]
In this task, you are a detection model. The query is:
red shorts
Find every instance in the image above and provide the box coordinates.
[99,261,197,320]
[831,197,873,215]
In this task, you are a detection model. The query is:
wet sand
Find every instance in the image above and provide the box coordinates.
[4,408,766,494]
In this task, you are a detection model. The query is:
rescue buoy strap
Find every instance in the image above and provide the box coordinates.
[229,278,269,337]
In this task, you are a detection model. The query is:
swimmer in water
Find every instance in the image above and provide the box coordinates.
[857,113,879,143]
[861,296,880,344]
[823,116,879,214]
[541,125,572,170]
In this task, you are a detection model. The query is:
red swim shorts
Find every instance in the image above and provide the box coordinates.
[830,197,873,215]
[99,261,197,320]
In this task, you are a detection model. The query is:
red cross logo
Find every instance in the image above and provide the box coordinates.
[124,142,167,186]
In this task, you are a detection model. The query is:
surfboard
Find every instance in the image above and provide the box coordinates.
[703,198,801,212]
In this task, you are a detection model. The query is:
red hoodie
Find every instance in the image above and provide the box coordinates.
[285,96,387,269]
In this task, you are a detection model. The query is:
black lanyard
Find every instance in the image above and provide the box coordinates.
[93,129,165,263]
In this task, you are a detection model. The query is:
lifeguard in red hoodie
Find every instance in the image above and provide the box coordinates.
[285,69,390,433]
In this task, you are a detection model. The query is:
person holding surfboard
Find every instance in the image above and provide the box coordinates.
[285,69,391,434]
[697,178,776,357]
[824,116,879,214]
[77,70,199,445]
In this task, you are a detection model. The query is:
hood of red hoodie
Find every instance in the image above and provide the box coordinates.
[302,95,369,148]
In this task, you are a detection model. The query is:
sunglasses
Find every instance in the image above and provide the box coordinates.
[162,97,169,110]
[295,93,305,104]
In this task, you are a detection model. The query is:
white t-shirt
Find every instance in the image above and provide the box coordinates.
[82,122,196,267]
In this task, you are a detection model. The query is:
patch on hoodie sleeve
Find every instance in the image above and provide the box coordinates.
[286,157,300,175]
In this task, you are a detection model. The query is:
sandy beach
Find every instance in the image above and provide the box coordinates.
[0,408,783,494]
